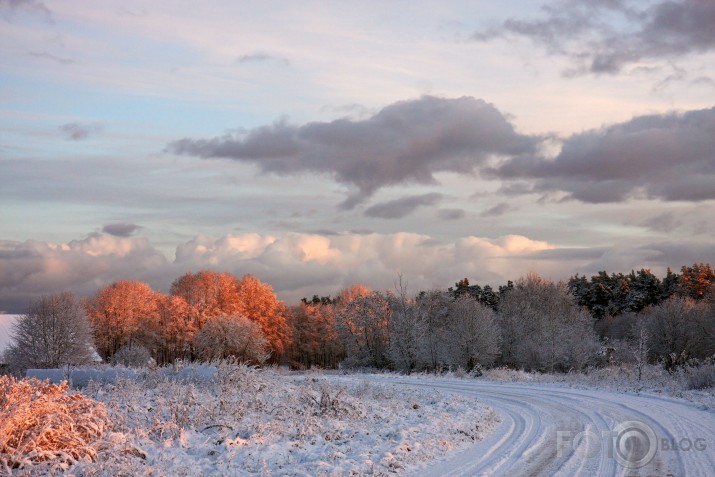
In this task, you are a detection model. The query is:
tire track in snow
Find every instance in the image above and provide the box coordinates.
[345,377,715,476]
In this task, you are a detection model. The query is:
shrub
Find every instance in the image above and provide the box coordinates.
[0,376,107,473]
[682,362,715,390]
[111,343,153,368]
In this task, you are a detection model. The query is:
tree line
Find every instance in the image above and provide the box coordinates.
[3,264,715,375]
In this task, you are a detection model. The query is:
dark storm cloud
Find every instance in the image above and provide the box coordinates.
[491,106,715,203]
[59,122,101,140]
[167,96,538,208]
[475,0,715,75]
[364,193,443,219]
[102,223,141,237]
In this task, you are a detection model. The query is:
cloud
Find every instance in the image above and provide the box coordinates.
[235,53,290,66]
[167,96,537,208]
[491,106,715,203]
[29,51,73,65]
[0,0,52,22]
[481,202,513,217]
[641,212,682,233]
[364,193,442,219]
[172,232,556,302]
[320,103,371,119]
[475,0,715,75]
[0,234,169,313]
[574,241,715,276]
[58,122,102,140]
[0,231,555,312]
[3,230,713,312]
[102,223,142,237]
[437,208,466,221]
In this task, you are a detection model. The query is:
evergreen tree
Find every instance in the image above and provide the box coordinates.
[661,267,680,300]
[679,263,715,300]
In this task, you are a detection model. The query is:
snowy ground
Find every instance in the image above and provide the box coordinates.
[339,373,715,476]
[6,363,714,475]
[479,365,715,409]
[13,363,498,476]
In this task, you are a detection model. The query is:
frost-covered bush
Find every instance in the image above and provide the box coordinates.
[680,361,715,390]
[111,343,153,368]
[0,376,107,473]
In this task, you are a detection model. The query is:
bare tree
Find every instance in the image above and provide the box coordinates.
[498,273,600,372]
[632,323,649,382]
[193,314,270,364]
[6,292,96,372]
[445,296,501,370]
[336,291,391,368]
[388,275,427,373]
[416,290,452,372]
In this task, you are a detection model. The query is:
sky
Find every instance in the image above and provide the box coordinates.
[1,0,714,312]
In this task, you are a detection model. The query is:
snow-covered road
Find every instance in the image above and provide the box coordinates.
[350,376,715,476]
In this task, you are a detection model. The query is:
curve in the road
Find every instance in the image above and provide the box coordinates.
[358,377,715,477]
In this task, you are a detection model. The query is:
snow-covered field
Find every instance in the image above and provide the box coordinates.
[4,363,498,476]
[4,363,715,475]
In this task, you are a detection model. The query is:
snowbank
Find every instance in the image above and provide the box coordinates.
[70,368,140,388]
[25,368,65,384]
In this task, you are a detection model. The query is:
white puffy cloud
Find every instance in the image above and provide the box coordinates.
[1,231,556,311]
[0,234,168,312]
[4,230,710,312]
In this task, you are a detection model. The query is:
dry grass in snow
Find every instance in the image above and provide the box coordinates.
[0,376,106,474]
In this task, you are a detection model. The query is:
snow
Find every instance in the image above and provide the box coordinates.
[7,364,714,475]
[70,368,140,388]
[344,375,715,476]
[25,368,65,384]
[0,314,20,357]
[30,363,498,476]
[352,370,715,476]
